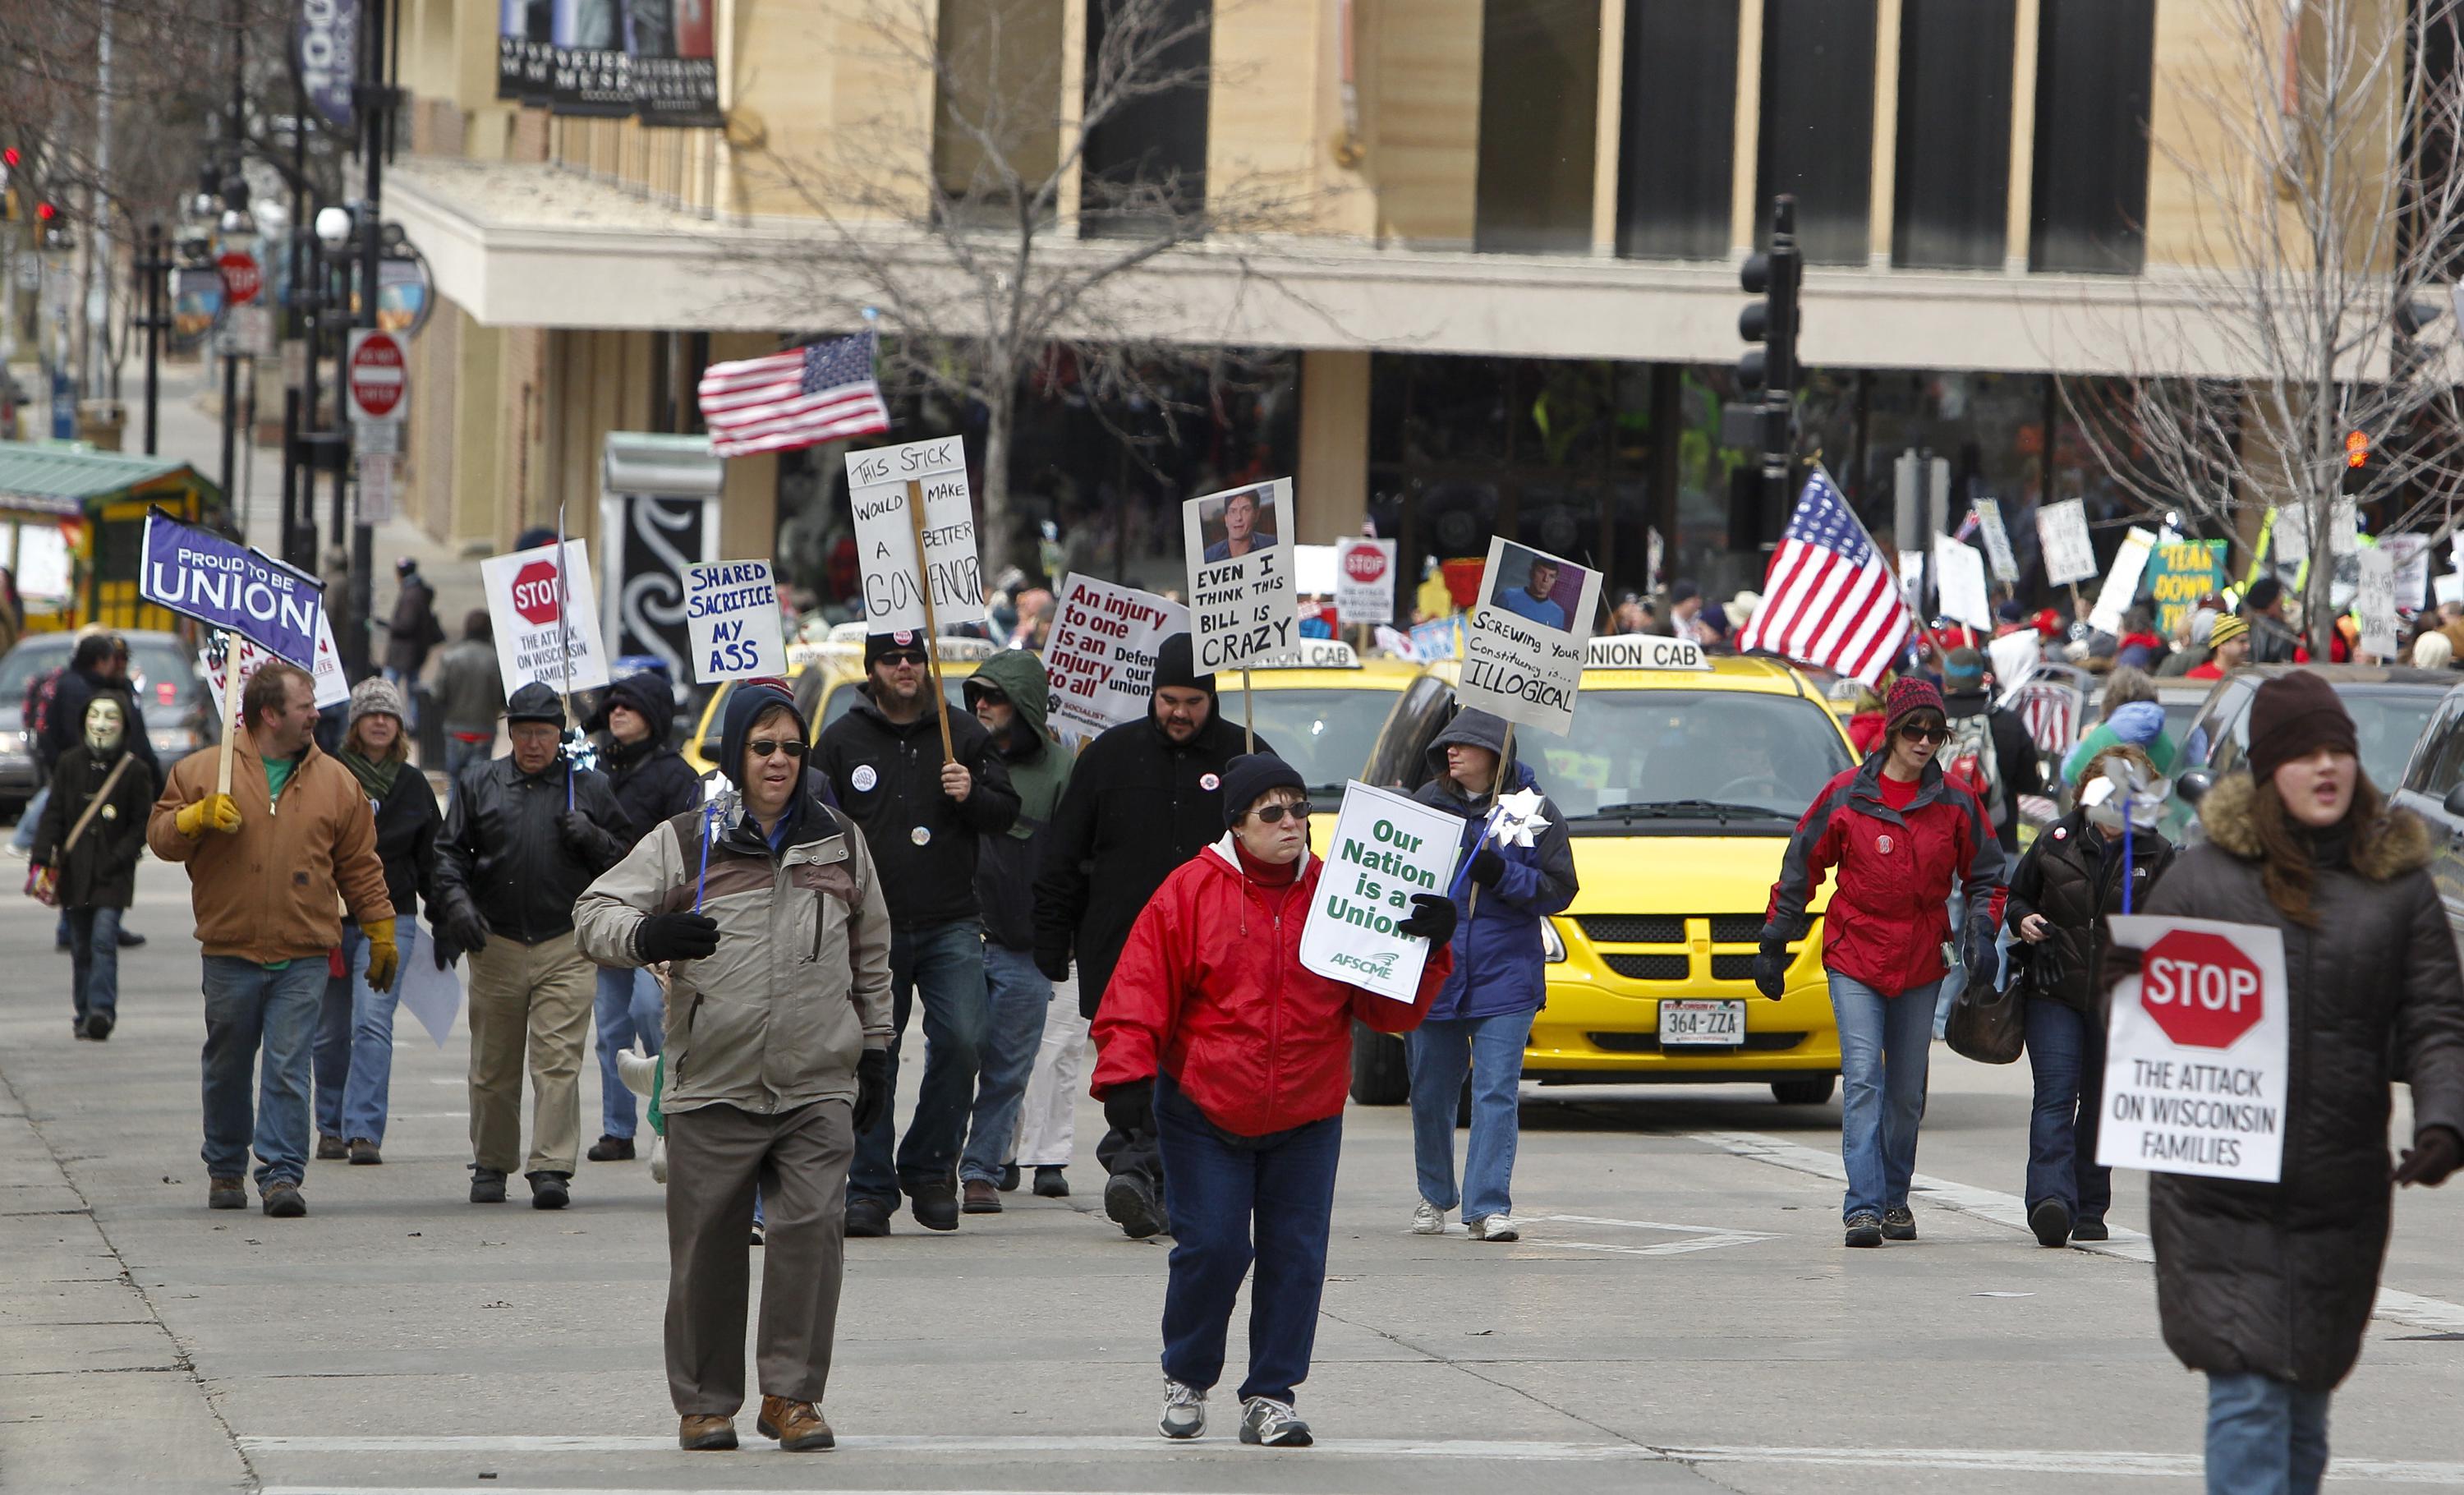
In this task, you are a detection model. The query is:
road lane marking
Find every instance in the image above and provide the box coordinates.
[1690,1129,2464,1334]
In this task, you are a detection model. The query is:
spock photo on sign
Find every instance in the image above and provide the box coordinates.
[1491,542,1584,636]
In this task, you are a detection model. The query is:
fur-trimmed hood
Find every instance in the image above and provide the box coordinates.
[2195,771,2433,880]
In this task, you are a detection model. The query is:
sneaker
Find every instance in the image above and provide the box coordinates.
[261,1181,307,1218]
[315,1134,348,1161]
[962,1179,1003,1214]
[586,1134,636,1162]
[2071,1218,2110,1243]
[348,1138,382,1166]
[1105,1171,1166,1240]
[749,1221,766,1247]
[72,1019,93,1041]
[1411,1200,1447,1235]
[1844,1212,1884,1248]
[1881,1207,1918,1241]
[678,1414,737,1451]
[999,1162,1022,1192]
[469,1166,508,1204]
[1159,1378,1207,1439]
[1033,1166,1069,1198]
[1239,1396,1313,1447]
[529,1171,571,1210]
[2029,1198,2073,1249]
[82,1012,111,1042]
[207,1176,246,1211]
[756,1395,834,1451]
[909,1180,961,1231]
[1468,1214,1519,1243]
[844,1197,893,1237]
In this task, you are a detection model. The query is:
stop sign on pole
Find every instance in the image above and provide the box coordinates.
[216,251,262,306]
[2097,914,2289,1184]
[2139,930,2265,1050]
[346,329,407,423]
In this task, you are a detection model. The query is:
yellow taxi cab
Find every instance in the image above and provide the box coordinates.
[682,622,999,775]
[1351,635,1851,1106]
[1211,638,1425,857]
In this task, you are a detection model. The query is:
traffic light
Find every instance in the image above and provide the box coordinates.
[1737,200,1802,398]
[2,147,19,169]
[2342,430,2373,494]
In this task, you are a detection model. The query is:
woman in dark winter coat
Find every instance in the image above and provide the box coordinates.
[1405,708,1576,1243]
[311,678,443,1164]
[1759,676,2005,1249]
[29,692,154,1040]
[583,669,703,1162]
[2005,742,2174,1248]
[2120,672,2464,1494]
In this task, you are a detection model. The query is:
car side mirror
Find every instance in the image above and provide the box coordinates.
[2443,783,2464,820]
[2176,770,2214,807]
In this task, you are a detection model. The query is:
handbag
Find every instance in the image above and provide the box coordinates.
[1943,940,2027,1065]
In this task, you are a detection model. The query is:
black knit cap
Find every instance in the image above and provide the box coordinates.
[1221,752,1306,828]
[2246,671,2358,784]
[865,629,926,669]
[1152,632,1216,705]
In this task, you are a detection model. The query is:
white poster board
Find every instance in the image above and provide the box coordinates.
[1296,781,1461,1003]
[1933,534,1993,632]
[844,435,983,635]
[1896,550,1925,614]
[1184,478,1297,670]
[1972,498,2020,583]
[683,560,788,683]
[2356,546,2400,660]
[1335,536,1398,625]
[1041,574,1189,743]
[480,539,611,696]
[2037,499,2099,586]
[15,523,71,600]
[2097,915,2290,1183]
[393,923,466,1048]
[203,609,351,715]
[1456,536,1601,738]
[2383,533,2431,612]
[2087,527,2158,636]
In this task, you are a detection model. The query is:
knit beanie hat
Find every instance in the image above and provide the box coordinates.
[864,629,927,669]
[1942,647,1987,695]
[347,676,407,734]
[1220,752,1307,828]
[2207,614,2250,651]
[1882,676,1946,738]
[2246,671,2356,784]
[1152,632,1217,705]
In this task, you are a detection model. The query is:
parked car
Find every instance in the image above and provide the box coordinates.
[2389,680,2464,948]
[0,630,210,817]
[2167,664,2453,842]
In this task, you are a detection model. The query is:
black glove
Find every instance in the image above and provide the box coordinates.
[559,811,620,862]
[1103,1077,1155,1136]
[439,896,490,958]
[1753,941,1790,1000]
[852,1048,894,1134]
[1960,920,2000,987]
[1395,893,1458,945]
[1035,949,1072,983]
[430,926,462,970]
[1466,849,1506,889]
[2396,1125,2464,1187]
[636,911,722,964]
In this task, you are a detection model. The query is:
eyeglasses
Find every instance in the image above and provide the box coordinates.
[1897,724,1951,745]
[747,738,808,760]
[1248,803,1312,825]
[877,650,928,667]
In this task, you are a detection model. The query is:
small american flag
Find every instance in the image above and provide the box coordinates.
[697,330,890,458]
[1737,469,1910,687]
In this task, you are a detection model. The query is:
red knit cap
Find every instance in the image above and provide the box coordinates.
[1882,677,1946,738]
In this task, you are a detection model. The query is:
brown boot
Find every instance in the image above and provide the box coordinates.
[756,1396,835,1451]
[677,1414,737,1451]
[962,1179,1002,1214]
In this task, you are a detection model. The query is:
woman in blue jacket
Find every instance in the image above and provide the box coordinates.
[1407,709,1578,1241]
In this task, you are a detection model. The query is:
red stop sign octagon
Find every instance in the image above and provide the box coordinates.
[2140,931,2264,1049]
[509,560,563,626]
[217,251,261,305]
[1344,545,1387,583]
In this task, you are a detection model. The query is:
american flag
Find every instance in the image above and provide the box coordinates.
[697,330,890,458]
[1737,469,1910,686]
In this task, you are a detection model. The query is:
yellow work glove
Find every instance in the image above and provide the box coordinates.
[174,794,242,839]
[362,921,401,993]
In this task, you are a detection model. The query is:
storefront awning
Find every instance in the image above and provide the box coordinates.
[0,444,218,517]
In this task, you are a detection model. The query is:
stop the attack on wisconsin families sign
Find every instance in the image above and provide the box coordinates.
[1298,783,1461,1004]
[2097,915,2290,1184]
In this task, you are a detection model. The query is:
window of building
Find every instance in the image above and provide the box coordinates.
[935,0,1065,225]
[2030,0,2154,274]
[1756,0,1877,266]
[1616,0,1740,260]
[1892,0,2013,269]
[1475,0,1601,255]
[1080,0,1211,237]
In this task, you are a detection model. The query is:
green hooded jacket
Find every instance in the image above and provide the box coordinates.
[968,649,1077,949]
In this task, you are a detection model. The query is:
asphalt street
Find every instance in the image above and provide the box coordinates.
[7,861,2464,1494]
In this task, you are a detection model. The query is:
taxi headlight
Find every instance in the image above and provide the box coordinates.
[1541,919,1566,964]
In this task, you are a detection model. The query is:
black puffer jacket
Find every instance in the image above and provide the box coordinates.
[2003,807,2174,1013]
[350,763,444,925]
[814,689,1018,927]
[433,753,628,944]
[589,674,702,844]
[2128,774,2464,1391]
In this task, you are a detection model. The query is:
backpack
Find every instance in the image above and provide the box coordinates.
[1940,711,2007,831]
[23,665,60,737]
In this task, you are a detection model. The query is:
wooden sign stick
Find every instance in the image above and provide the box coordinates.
[215,630,243,798]
[904,478,957,765]
[1467,721,1515,922]
[1242,665,1254,753]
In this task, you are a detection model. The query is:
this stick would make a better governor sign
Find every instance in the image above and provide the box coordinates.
[902,479,957,765]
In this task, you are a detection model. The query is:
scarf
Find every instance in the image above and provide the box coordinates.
[339,748,401,800]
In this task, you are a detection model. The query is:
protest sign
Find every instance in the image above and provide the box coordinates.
[1335,536,1398,625]
[393,923,465,1048]
[683,560,788,683]
[844,435,983,635]
[1456,536,1601,738]
[1971,497,2020,584]
[2147,540,2228,637]
[2037,499,2099,586]
[2097,915,2289,1183]
[1041,574,1188,743]
[2439,572,2464,608]
[1408,616,1463,660]
[2383,533,2431,610]
[203,611,349,716]
[2087,527,2158,636]
[2356,546,2400,660]
[480,539,610,695]
[140,512,324,667]
[1297,781,1461,1003]
[1184,479,1298,670]
[1896,550,1924,614]
[1933,534,1992,631]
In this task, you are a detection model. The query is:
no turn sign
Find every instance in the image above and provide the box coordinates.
[346,329,407,424]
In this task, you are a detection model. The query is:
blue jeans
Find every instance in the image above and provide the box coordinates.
[960,942,1050,1184]
[2206,1372,2330,1495]
[444,734,490,783]
[2024,997,2112,1224]
[1405,1009,1533,1221]
[312,918,409,1146]
[850,919,988,1203]
[66,905,122,1028]
[1154,1074,1342,1405]
[200,957,328,1189]
[593,965,664,1140]
[1830,973,1937,1221]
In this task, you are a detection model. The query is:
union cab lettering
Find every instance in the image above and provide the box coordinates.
[1584,636,1708,671]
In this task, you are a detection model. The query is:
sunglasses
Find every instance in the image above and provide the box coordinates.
[877,650,928,668]
[1248,802,1312,825]
[747,738,808,760]
[1897,724,1951,745]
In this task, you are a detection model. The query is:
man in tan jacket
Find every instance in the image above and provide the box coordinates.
[148,662,395,1218]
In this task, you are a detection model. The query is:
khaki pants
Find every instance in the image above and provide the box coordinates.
[665,1100,853,1414]
[466,932,595,1177]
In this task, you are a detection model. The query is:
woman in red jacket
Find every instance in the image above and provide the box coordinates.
[1093,754,1455,1448]
[1758,677,2006,1248]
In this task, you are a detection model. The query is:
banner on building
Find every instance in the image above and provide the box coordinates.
[1183,478,1297,671]
[481,538,611,695]
[630,0,721,126]
[297,0,359,128]
[549,0,633,115]
[140,513,324,667]
[844,435,983,636]
[2097,915,2289,1184]
[1296,781,1461,1004]
[1041,574,1189,743]
[498,0,551,101]
[683,560,789,683]
[1455,536,1600,738]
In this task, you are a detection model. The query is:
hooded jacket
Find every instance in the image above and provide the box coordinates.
[2129,774,2464,1390]
[591,673,703,842]
[1092,836,1449,1136]
[2061,701,2180,784]
[2002,806,2173,1014]
[32,736,153,909]
[813,675,1020,927]
[42,665,159,787]
[968,650,1075,951]
[1033,634,1277,1017]
[1412,710,1577,1022]
[1940,687,2043,851]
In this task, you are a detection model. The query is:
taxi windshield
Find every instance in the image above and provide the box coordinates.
[1227,688,1394,794]
[1530,690,1853,823]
